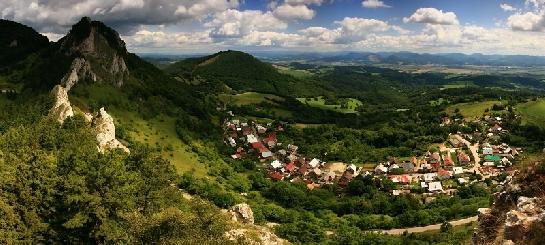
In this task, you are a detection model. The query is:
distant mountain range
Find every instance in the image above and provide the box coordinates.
[250,51,545,67]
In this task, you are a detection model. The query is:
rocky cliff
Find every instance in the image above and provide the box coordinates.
[473,161,545,245]
[49,85,74,123]
[57,17,129,89]
[92,107,129,153]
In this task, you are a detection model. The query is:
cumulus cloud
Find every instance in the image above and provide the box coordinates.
[362,0,391,9]
[506,1,545,31]
[273,4,316,20]
[206,9,287,38]
[0,0,239,34]
[403,8,459,25]
[500,3,516,12]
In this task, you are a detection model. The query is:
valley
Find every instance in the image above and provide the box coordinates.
[1,16,545,245]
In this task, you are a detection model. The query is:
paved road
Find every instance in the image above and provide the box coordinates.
[380,216,478,235]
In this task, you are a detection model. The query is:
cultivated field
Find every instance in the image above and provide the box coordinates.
[446,100,503,119]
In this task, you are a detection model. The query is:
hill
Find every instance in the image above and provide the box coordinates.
[165,50,327,96]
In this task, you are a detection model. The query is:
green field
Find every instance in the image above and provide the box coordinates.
[110,110,207,177]
[446,100,503,119]
[275,65,314,78]
[219,92,284,106]
[440,81,475,90]
[517,99,545,128]
[297,96,363,113]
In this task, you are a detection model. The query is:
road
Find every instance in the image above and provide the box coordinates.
[379,216,479,235]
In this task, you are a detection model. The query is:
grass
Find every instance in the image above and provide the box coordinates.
[218,92,284,106]
[110,110,207,177]
[275,65,314,78]
[430,98,448,106]
[440,81,475,90]
[517,99,545,128]
[446,100,503,119]
[296,96,363,113]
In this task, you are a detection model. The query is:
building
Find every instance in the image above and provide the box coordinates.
[428,182,443,192]
[457,152,471,165]
[449,138,464,148]
[482,147,494,155]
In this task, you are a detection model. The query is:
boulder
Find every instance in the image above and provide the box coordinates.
[49,85,74,123]
[230,203,254,224]
[92,107,129,153]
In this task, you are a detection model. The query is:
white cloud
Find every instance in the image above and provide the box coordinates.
[206,9,287,38]
[273,4,316,20]
[362,0,390,9]
[500,3,516,12]
[403,8,459,25]
[0,0,240,34]
[507,11,545,31]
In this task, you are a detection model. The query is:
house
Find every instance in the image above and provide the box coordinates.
[375,163,388,174]
[242,126,252,136]
[257,125,267,134]
[322,171,337,183]
[420,163,432,172]
[270,172,284,181]
[287,144,299,152]
[421,182,428,188]
[347,164,358,175]
[411,156,419,168]
[490,124,502,133]
[458,152,470,165]
[453,167,464,175]
[482,147,494,155]
[246,134,258,144]
[309,158,321,168]
[285,162,296,173]
[428,152,441,164]
[388,163,400,172]
[400,161,415,173]
[261,151,273,159]
[227,137,236,147]
[449,138,464,148]
[263,133,278,148]
[424,173,437,182]
[271,160,283,169]
[443,154,454,168]
[458,178,467,184]
[428,182,443,192]
[484,155,501,163]
[338,171,354,187]
[500,157,512,167]
[437,169,452,180]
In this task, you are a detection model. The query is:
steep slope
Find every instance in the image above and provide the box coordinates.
[0,19,49,68]
[473,160,545,244]
[165,50,326,96]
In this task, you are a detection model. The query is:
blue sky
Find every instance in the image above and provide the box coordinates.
[3,0,545,55]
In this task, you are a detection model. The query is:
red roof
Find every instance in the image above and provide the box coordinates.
[444,155,453,166]
[438,169,451,177]
[458,152,470,162]
[263,133,277,145]
[286,162,296,172]
[270,171,283,181]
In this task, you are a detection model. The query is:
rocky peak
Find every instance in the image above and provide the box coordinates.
[92,107,129,154]
[49,85,74,123]
[57,17,129,89]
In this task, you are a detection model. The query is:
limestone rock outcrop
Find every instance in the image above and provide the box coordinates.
[49,85,74,123]
[225,226,286,245]
[473,165,545,245]
[61,57,97,91]
[230,203,255,224]
[92,107,129,153]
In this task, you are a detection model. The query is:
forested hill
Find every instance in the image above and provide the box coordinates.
[164,50,327,96]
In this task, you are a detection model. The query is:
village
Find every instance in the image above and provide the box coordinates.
[223,111,522,197]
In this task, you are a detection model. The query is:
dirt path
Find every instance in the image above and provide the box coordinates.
[380,216,478,235]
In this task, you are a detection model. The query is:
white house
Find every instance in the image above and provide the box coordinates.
[309,158,321,168]
[247,134,258,143]
[482,147,494,155]
[453,167,464,175]
[428,182,443,192]
[271,160,282,169]
[424,173,437,182]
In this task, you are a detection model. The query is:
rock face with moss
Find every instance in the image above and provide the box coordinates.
[58,17,129,89]
[49,85,74,123]
[93,107,129,153]
[473,164,545,244]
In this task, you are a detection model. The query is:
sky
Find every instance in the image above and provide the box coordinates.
[3,0,545,55]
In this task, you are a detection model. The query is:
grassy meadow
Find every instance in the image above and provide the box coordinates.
[296,96,363,113]
[517,99,545,128]
[446,100,503,119]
